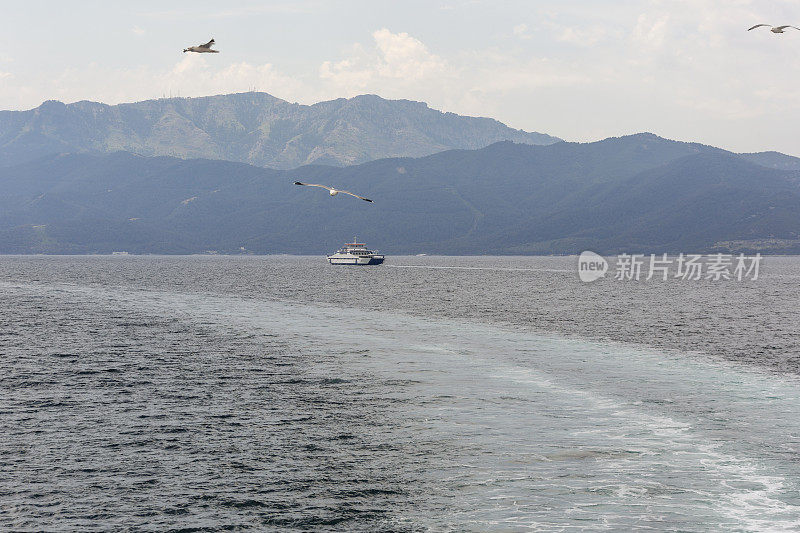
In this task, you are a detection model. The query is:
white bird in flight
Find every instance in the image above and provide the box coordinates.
[747,24,800,33]
[183,38,219,53]
[294,181,373,202]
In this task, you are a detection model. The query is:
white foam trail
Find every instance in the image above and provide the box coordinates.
[7,280,800,530]
[388,265,573,273]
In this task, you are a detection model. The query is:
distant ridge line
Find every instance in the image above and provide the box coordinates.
[0,91,561,169]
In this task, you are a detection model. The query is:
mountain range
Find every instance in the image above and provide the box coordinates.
[2,132,799,255]
[0,92,559,169]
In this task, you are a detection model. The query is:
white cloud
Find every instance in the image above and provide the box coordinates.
[513,24,532,39]
[631,13,670,50]
[142,2,317,19]
[320,28,448,92]
[374,28,446,79]
[534,14,616,47]
[557,25,610,46]
[19,55,312,107]
[676,95,762,120]
[468,52,594,92]
[165,55,306,98]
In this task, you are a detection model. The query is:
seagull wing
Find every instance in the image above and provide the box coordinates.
[294,181,333,192]
[748,24,771,30]
[339,190,374,203]
[775,25,800,31]
[202,38,215,48]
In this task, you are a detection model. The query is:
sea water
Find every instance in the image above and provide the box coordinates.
[1,255,799,531]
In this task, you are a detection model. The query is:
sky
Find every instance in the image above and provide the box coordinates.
[1,0,799,155]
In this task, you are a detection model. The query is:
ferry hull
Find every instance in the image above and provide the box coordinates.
[328,256,384,265]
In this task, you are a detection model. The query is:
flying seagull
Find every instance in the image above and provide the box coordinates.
[294,181,373,202]
[183,38,219,53]
[747,24,800,33]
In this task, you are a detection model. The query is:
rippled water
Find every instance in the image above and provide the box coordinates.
[2,255,800,531]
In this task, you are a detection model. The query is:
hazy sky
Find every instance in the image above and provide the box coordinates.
[1,0,799,155]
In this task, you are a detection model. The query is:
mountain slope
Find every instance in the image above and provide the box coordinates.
[493,150,800,253]
[1,134,798,254]
[739,151,800,171]
[0,92,560,169]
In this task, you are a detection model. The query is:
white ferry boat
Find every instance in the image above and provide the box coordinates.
[327,240,385,265]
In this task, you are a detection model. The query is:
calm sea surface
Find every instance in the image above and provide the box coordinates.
[2,255,800,531]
